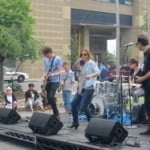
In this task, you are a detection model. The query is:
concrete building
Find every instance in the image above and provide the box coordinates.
[21,0,147,78]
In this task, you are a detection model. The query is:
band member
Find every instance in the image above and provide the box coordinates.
[42,46,63,118]
[135,34,150,135]
[70,49,100,129]
[4,87,17,109]
[61,62,75,114]
[128,59,144,102]
[40,84,49,110]
[129,59,143,81]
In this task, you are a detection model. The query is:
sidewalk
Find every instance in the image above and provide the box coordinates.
[0,95,65,119]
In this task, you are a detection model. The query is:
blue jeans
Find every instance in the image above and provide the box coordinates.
[62,90,72,111]
[71,88,94,123]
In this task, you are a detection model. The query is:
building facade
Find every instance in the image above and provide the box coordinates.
[21,0,147,78]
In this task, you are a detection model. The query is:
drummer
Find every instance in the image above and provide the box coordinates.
[128,59,144,102]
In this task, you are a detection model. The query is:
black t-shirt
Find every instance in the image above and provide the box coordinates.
[142,48,150,87]
[130,68,143,81]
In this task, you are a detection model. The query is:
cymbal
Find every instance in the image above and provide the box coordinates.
[131,83,141,88]
[122,83,141,88]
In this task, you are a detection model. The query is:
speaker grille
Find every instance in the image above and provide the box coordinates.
[85,118,128,145]
[0,108,21,124]
[29,112,63,135]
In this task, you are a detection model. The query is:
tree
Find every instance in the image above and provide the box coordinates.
[105,52,116,65]
[0,0,41,92]
[141,11,148,31]
[70,32,79,67]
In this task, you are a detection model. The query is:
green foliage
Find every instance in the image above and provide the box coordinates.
[0,25,21,59]
[8,82,22,91]
[70,33,79,66]
[0,0,41,62]
[141,11,148,31]
[105,52,116,64]
[0,0,41,92]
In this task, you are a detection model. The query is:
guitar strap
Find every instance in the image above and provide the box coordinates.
[47,56,56,81]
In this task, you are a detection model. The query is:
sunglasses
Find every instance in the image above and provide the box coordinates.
[81,53,87,56]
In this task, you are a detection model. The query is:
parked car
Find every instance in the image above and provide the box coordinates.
[3,66,29,82]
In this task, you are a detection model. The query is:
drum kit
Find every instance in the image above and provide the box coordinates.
[90,79,143,125]
[90,80,119,117]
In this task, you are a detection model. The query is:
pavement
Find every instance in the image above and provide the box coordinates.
[0,137,35,150]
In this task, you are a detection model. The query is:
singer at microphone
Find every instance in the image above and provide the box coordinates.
[73,58,86,70]
[69,49,100,130]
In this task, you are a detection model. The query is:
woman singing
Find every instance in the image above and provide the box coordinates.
[70,49,100,129]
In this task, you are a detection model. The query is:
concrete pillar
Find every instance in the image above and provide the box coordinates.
[120,28,142,65]
[83,27,90,50]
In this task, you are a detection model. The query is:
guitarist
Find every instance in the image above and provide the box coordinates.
[42,47,63,119]
[135,34,150,135]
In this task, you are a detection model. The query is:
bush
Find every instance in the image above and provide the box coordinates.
[7,81,22,91]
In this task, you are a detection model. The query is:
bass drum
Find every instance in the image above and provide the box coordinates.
[89,95,105,117]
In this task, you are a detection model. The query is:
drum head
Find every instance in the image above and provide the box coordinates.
[89,95,105,117]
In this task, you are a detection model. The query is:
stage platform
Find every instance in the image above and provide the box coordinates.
[0,116,150,150]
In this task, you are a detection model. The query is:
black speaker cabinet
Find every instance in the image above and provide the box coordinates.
[0,108,21,124]
[85,118,128,145]
[29,112,63,135]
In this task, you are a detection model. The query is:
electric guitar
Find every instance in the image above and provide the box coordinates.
[43,67,59,89]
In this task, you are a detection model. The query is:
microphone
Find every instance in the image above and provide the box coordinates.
[73,58,86,69]
[73,58,82,68]
[124,42,134,47]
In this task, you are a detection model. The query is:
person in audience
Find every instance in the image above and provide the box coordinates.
[61,62,75,114]
[25,83,44,112]
[98,62,108,81]
[4,87,17,109]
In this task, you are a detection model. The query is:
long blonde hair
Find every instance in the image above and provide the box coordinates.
[80,49,94,60]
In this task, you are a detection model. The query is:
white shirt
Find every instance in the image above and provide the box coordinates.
[5,95,13,109]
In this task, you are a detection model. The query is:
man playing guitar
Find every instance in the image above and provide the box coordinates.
[42,47,63,119]
[135,35,150,135]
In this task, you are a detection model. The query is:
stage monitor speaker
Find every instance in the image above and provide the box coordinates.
[85,118,128,145]
[29,112,63,135]
[0,108,21,124]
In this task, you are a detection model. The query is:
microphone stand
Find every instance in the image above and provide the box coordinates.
[127,74,132,125]
[120,71,123,125]
[118,69,124,125]
[126,74,138,129]
[9,63,21,91]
